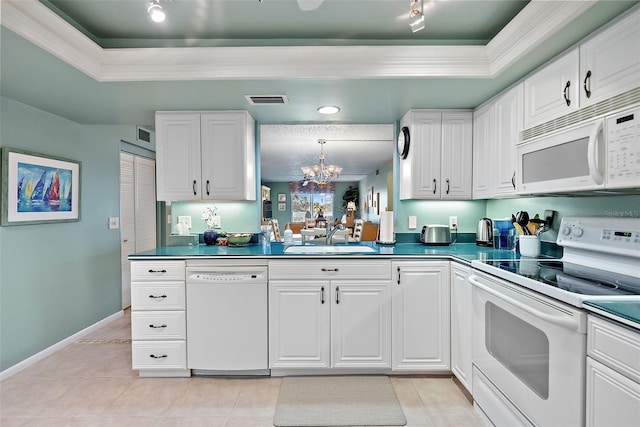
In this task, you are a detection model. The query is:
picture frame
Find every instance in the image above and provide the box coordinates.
[278,193,286,202]
[278,202,286,211]
[1,147,81,226]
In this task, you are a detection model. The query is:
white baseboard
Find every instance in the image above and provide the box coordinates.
[0,310,124,381]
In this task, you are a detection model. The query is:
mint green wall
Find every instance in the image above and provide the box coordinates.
[396,199,488,234]
[170,201,260,234]
[487,195,640,242]
[0,97,123,371]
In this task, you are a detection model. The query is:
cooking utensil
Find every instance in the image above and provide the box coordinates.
[515,211,530,235]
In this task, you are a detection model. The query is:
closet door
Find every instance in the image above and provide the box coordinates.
[134,156,157,252]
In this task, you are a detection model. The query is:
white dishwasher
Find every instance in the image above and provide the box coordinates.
[186,265,269,375]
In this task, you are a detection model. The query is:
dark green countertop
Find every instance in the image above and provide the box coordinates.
[584,300,640,331]
[129,242,556,264]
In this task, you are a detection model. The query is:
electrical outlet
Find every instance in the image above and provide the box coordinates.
[177,215,192,228]
[108,217,119,229]
[449,216,458,230]
[408,216,417,229]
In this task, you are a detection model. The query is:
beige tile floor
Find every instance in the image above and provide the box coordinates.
[1,310,483,426]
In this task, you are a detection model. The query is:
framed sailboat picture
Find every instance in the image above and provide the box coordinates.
[1,148,81,226]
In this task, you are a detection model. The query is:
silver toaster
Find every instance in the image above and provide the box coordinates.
[420,225,451,245]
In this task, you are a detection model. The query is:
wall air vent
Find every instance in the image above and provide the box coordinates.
[520,87,640,142]
[245,95,289,105]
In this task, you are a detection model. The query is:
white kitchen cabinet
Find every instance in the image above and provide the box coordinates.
[580,8,640,108]
[130,260,190,377]
[472,104,492,199]
[399,110,472,200]
[450,262,472,392]
[492,83,523,196]
[155,111,256,202]
[392,261,450,371]
[268,260,392,371]
[586,315,640,426]
[524,48,580,129]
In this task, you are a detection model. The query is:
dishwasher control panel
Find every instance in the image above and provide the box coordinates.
[186,267,268,284]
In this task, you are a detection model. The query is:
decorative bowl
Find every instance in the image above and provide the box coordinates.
[227,233,253,245]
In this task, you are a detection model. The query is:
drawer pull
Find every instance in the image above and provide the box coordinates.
[149,354,168,359]
[148,269,167,273]
[148,294,167,299]
[149,324,167,329]
[321,268,339,272]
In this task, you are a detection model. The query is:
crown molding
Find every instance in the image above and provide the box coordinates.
[1,0,596,82]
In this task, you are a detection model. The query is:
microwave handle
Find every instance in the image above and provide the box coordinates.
[587,119,604,185]
[469,275,583,332]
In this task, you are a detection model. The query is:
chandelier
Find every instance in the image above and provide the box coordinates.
[301,139,342,187]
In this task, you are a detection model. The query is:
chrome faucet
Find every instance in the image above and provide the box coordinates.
[326,223,346,245]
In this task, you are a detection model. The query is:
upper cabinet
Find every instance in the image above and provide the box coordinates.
[156,111,256,202]
[524,7,640,129]
[399,110,472,200]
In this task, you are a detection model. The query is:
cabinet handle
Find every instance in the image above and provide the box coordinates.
[563,80,571,106]
[336,286,340,304]
[206,180,210,196]
[149,354,168,359]
[446,179,450,195]
[148,294,167,299]
[193,180,197,196]
[433,178,437,195]
[583,70,592,99]
[148,269,167,273]
[511,172,516,190]
[149,324,167,329]
[321,286,325,304]
[321,268,339,272]
[397,266,401,285]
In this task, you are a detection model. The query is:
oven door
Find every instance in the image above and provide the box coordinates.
[470,271,587,427]
[517,118,605,194]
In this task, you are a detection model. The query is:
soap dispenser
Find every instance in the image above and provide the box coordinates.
[283,223,293,245]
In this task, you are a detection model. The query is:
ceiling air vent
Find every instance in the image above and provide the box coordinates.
[245,95,289,105]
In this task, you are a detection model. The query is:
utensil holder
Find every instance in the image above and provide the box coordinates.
[519,235,541,257]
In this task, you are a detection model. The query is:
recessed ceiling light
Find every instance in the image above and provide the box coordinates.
[148,1,166,23]
[317,106,340,115]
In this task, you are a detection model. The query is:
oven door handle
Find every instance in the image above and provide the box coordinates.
[469,275,582,332]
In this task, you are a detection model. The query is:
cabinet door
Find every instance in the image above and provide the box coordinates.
[399,111,442,200]
[580,9,640,108]
[524,48,579,129]
[392,261,450,371]
[269,281,330,368]
[450,263,472,392]
[472,104,493,199]
[492,83,523,196]
[200,112,256,201]
[155,113,201,201]
[331,281,391,368]
[441,112,473,199]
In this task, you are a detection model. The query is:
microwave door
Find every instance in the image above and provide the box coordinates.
[517,119,605,194]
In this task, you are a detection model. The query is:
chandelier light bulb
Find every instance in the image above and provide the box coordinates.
[148,2,166,23]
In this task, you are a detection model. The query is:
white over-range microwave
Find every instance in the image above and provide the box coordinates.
[516,106,640,194]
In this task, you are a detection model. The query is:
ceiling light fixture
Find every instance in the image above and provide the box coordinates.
[301,139,342,188]
[317,105,340,115]
[148,0,166,23]
[409,0,425,33]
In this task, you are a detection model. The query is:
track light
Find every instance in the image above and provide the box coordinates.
[148,0,166,23]
[409,0,425,33]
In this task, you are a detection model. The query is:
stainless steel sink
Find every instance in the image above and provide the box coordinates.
[283,245,377,254]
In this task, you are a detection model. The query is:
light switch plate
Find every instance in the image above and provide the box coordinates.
[108,217,119,229]
[408,216,417,229]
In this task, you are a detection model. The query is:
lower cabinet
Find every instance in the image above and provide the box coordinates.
[392,261,450,371]
[268,260,392,370]
[450,262,472,392]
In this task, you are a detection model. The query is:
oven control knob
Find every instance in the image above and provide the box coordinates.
[562,225,572,235]
[572,227,584,237]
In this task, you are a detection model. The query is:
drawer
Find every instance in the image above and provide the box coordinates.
[131,311,186,340]
[131,261,185,281]
[588,315,640,383]
[131,282,185,310]
[269,259,391,280]
[132,340,187,370]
